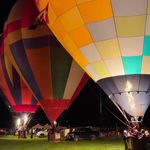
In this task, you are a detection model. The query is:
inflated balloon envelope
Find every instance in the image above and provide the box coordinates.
[3,0,89,123]
[0,53,39,113]
[34,0,150,123]
[0,62,38,135]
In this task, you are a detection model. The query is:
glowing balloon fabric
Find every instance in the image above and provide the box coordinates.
[0,55,39,113]
[2,32,39,113]
[99,75,150,117]
[34,0,150,119]
[4,0,88,122]
[34,0,150,81]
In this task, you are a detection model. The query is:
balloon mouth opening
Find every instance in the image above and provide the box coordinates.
[97,74,150,126]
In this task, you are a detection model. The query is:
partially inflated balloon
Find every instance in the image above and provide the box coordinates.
[4,0,88,123]
[34,0,150,122]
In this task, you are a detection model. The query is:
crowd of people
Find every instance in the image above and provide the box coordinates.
[123,124,150,150]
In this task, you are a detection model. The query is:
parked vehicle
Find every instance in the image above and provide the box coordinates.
[36,130,48,138]
[0,129,6,136]
[66,127,99,141]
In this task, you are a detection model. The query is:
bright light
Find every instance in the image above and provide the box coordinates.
[125,81,139,116]
[123,130,127,133]
[23,114,28,125]
[53,121,57,125]
[145,130,149,136]
[125,81,132,91]
[16,118,21,127]
[134,116,139,122]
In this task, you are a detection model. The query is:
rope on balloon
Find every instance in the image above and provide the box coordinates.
[108,94,130,123]
[102,104,131,129]
[86,80,131,128]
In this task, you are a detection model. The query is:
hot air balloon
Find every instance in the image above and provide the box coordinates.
[1,31,39,115]
[34,0,150,125]
[4,0,88,124]
[0,55,39,114]
[0,44,39,137]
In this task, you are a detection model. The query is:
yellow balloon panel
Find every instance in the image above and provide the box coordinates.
[92,61,110,79]
[115,16,146,37]
[95,38,121,59]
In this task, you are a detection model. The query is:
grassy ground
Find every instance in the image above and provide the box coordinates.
[0,136,124,150]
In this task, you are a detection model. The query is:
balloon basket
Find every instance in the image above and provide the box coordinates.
[18,130,27,139]
[48,132,60,142]
[124,137,150,150]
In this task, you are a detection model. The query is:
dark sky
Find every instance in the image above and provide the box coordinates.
[1,0,150,129]
[0,0,18,33]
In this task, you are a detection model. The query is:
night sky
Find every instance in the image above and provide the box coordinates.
[1,0,150,129]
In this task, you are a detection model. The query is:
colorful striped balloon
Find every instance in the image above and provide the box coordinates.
[34,0,150,122]
[4,0,88,123]
[0,54,39,113]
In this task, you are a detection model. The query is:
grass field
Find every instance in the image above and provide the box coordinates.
[0,136,124,150]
